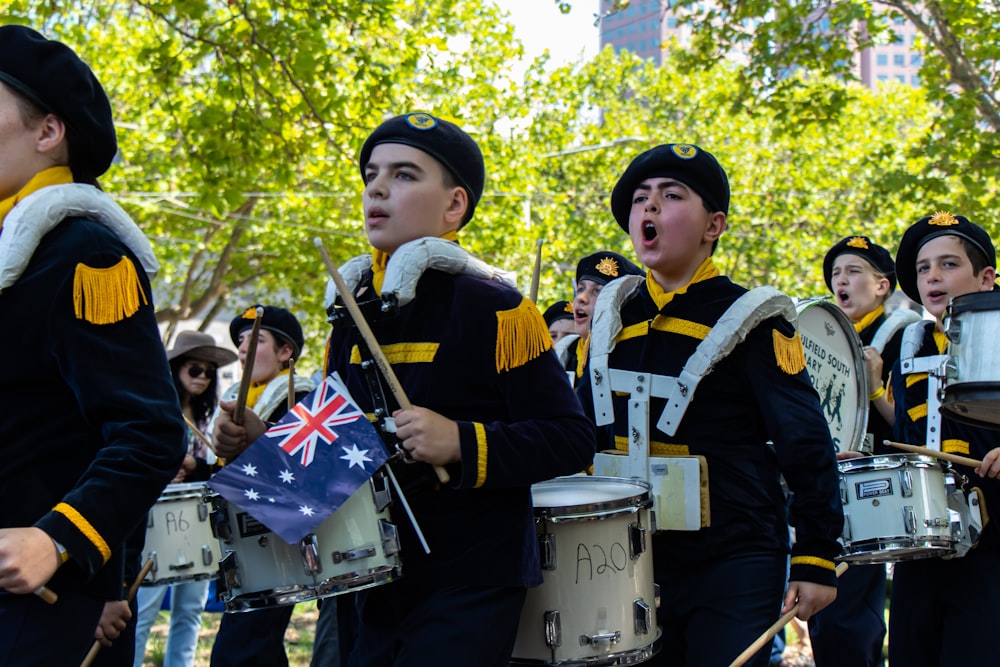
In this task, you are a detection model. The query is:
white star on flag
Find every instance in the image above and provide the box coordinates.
[299,505,315,517]
[279,470,295,483]
[340,444,374,470]
[241,463,258,477]
[244,488,260,501]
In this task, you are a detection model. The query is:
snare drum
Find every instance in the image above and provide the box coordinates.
[511,476,660,666]
[837,454,961,563]
[796,298,869,453]
[142,482,217,585]
[209,472,401,611]
[942,291,1000,426]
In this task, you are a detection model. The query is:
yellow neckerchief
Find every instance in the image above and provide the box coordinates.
[853,304,884,333]
[933,327,948,354]
[370,230,460,295]
[0,166,74,232]
[646,256,719,310]
[245,368,291,410]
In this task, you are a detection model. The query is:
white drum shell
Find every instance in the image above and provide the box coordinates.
[837,454,957,563]
[512,476,660,666]
[942,292,1000,426]
[795,298,869,453]
[211,478,401,611]
[142,482,217,585]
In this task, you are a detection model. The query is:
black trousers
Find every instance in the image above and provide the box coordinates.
[210,605,294,667]
[0,590,103,667]
[809,563,886,667]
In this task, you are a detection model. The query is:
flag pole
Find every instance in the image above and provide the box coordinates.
[315,238,450,485]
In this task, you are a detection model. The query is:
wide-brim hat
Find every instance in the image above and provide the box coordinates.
[167,330,237,366]
[0,25,117,181]
[823,235,896,293]
[895,212,996,303]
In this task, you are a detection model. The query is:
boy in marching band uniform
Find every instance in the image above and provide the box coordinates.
[578,143,843,666]
[808,235,918,666]
[887,213,1000,666]
[0,25,184,664]
[215,112,595,666]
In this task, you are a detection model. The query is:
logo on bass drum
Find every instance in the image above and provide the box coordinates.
[856,478,892,499]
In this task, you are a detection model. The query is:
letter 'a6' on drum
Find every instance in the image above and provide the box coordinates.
[511,476,661,666]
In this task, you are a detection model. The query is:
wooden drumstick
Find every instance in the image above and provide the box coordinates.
[33,585,57,604]
[183,414,213,450]
[529,238,543,303]
[728,561,848,667]
[885,440,984,469]
[315,238,450,485]
[287,357,296,411]
[79,558,155,667]
[233,307,263,426]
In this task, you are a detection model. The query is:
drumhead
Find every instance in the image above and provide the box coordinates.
[531,475,650,518]
[796,298,869,453]
[837,452,940,474]
[948,291,1000,315]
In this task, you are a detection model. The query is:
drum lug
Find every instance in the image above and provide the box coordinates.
[899,469,914,498]
[300,534,323,576]
[842,512,852,543]
[370,473,392,512]
[539,532,557,571]
[654,583,661,609]
[201,545,214,567]
[633,598,653,635]
[903,505,916,535]
[331,545,377,564]
[219,550,241,592]
[628,521,646,559]
[544,610,562,648]
[198,501,209,522]
[580,630,621,648]
[839,476,849,506]
[147,551,158,577]
[210,498,233,543]
[379,519,401,556]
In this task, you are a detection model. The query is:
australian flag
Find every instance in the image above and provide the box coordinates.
[208,375,389,544]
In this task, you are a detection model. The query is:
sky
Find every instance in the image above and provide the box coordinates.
[500,0,599,70]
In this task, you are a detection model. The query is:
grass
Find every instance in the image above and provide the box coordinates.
[137,600,319,667]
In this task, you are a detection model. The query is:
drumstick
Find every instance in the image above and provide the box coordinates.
[529,238,543,303]
[233,307,263,426]
[33,585,57,604]
[315,238,450,485]
[728,561,848,667]
[287,357,296,412]
[885,440,984,469]
[183,414,213,450]
[79,558,155,667]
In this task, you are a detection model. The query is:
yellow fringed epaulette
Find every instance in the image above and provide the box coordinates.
[73,256,148,325]
[496,296,553,372]
[773,329,806,375]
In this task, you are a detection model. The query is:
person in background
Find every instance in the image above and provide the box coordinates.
[133,331,236,667]
[209,305,316,667]
[542,299,576,344]
[0,24,184,665]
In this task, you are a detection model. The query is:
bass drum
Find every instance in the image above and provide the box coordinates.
[795,298,869,453]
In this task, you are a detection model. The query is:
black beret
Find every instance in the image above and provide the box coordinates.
[576,251,644,286]
[895,212,997,303]
[542,300,574,327]
[0,25,117,181]
[823,235,897,293]
[359,112,485,227]
[229,304,305,359]
[610,143,729,231]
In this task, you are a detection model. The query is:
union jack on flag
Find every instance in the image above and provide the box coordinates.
[207,375,389,544]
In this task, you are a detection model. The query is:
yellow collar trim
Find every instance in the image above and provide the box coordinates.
[646,257,719,310]
[933,330,948,354]
[853,305,884,333]
[246,369,291,409]
[370,230,459,295]
[0,166,74,231]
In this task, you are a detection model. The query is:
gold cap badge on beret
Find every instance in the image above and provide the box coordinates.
[846,236,870,249]
[405,113,437,130]
[929,211,958,227]
[670,144,698,160]
[596,257,620,278]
